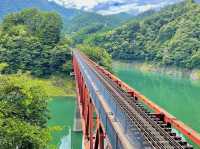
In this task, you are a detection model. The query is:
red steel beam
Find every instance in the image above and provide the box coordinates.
[73,56,107,149]
[95,64,200,147]
[75,51,200,147]
[94,118,105,149]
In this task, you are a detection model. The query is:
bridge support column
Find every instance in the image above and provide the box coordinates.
[94,130,103,149]
[73,55,108,149]
[94,117,105,149]
[73,99,82,132]
[81,89,96,149]
[89,99,94,149]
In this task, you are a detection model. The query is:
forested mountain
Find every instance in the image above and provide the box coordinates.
[0,0,82,23]
[0,0,133,33]
[0,8,72,77]
[86,0,200,69]
[66,12,133,33]
[72,10,156,44]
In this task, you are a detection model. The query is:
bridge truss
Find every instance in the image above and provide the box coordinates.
[73,50,200,149]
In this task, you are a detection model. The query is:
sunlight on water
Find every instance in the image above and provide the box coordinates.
[59,128,71,149]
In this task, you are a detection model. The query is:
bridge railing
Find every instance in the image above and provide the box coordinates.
[75,52,148,148]
[75,52,124,148]
[95,57,200,147]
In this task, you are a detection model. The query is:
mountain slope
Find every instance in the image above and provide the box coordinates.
[0,0,83,22]
[0,0,133,33]
[66,12,133,33]
[88,0,200,69]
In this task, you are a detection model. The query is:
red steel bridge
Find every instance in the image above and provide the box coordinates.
[72,50,200,149]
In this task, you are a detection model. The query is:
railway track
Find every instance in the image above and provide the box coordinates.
[78,52,193,149]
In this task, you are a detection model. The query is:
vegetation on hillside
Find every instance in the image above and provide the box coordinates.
[71,10,158,45]
[67,12,133,34]
[0,8,72,77]
[0,8,76,149]
[72,23,112,44]
[34,75,75,96]
[0,75,50,149]
[86,0,200,69]
[77,44,112,70]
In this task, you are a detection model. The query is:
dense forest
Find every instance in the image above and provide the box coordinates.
[0,8,72,77]
[1,1,200,73]
[85,0,200,69]
[0,75,50,148]
[67,12,133,34]
[0,9,71,149]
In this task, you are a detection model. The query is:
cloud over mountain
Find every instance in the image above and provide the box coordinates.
[48,0,184,15]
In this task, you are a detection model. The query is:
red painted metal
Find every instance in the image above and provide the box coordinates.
[95,64,200,147]
[74,51,200,148]
[73,56,107,149]
[94,118,105,149]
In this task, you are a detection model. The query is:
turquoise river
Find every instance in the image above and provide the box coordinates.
[48,96,82,149]
[113,61,200,149]
[48,61,200,149]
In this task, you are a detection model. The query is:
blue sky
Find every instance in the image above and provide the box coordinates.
[48,0,183,15]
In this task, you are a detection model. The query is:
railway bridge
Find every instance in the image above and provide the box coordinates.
[72,50,200,149]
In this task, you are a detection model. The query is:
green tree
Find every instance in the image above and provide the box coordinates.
[0,63,8,74]
[77,44,112,70]
[86,0,200,69]
[0,75,51,149]
[191,51,200,68]
[0,8,71,77]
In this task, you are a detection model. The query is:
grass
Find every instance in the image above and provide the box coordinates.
[32,75,76,97]
[0,73,76,97]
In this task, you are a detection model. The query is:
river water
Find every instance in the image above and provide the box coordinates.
[48,61,200,149]
[113,61,200,148]
[48,96,82,149]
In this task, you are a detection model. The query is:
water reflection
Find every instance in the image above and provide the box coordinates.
[59,128,71,149]
[48,97,82,149]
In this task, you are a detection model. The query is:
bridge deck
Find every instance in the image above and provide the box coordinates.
[73,50,200,149]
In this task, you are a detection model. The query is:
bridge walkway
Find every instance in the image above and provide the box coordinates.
[73,50,200,149]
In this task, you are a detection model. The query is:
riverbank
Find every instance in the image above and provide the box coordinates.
[31,75,76,97]
[113,60,200,81]
[48,96,82,149]
[39,75,82,149]
[30,75,80,147]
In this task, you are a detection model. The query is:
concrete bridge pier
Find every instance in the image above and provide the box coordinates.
[73,100,82,132]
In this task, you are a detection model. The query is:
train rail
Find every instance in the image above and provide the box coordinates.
[78,51,194,149]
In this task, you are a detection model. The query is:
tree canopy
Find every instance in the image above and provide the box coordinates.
[0,75,51,149]
[77,44,112,70]
[0,8,72,77]
[86,0,200,69]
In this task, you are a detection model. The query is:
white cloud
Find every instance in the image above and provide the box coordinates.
[98,3,158,15]
[97,1,181,15]
[48,0,183,14]
[49,0,109,10]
